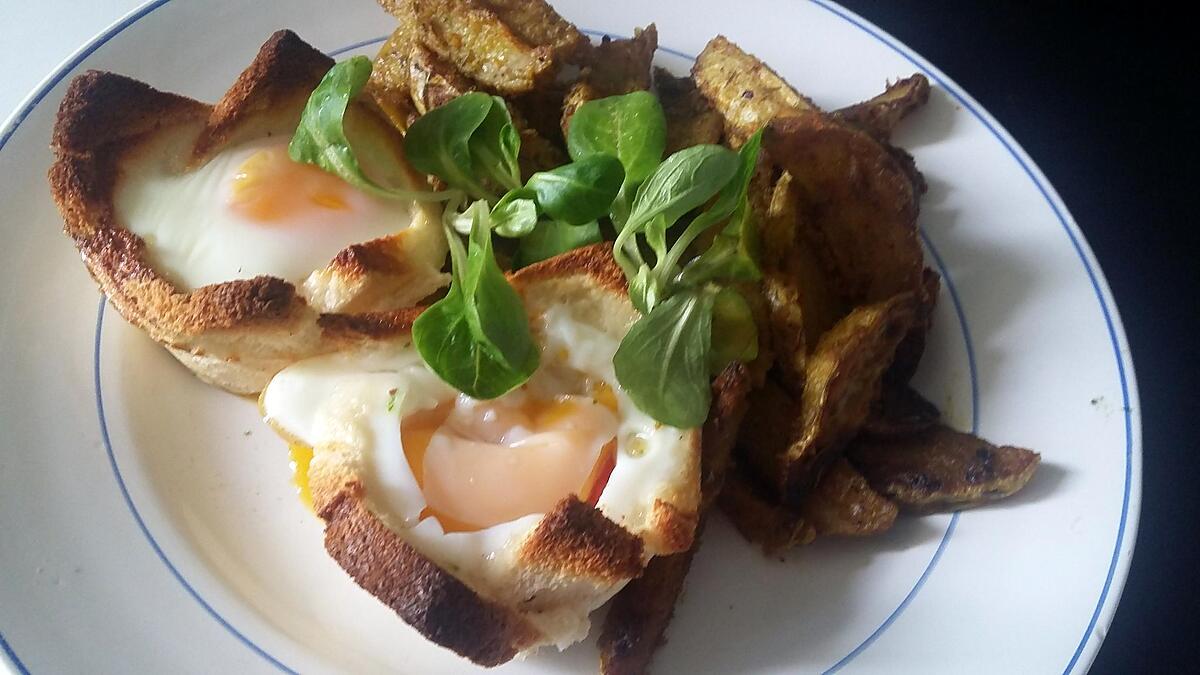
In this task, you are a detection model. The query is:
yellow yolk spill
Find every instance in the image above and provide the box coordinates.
[228,144,354,222]
[401,386,620,533]
[288,443,314,512]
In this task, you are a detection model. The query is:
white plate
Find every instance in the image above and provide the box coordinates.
[0,1,1141,673]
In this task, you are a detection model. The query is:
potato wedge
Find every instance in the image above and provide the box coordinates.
[720,470,815,553]
[410,0,557,94]
[886,266,940,385]
[834,73,931,142]
[561,25,658,134]
[863,385,941,439]
[655,67,723,154]
[366,14,422,130]
[848,426,1041,512]
[765,113,924,307]
[778,293,917,502]
[800,458,898,536]
[599,544,698,675]
[476,0,588,63]
[691,35,817,147]
[408,43,476,114]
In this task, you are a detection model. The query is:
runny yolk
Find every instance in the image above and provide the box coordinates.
[401,387,620,533]
[288,443,315,511]
[228,144,355,222]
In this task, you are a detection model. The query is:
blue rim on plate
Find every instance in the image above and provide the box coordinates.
[0,2,1137,673]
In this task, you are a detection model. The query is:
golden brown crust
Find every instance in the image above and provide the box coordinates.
[192,30,334,160]
[50,31,446,394]
[848,426,1041,512]
[799,458,898,536]
[511,242,629,294]
[518,497,645,582]
[321,481,540,667]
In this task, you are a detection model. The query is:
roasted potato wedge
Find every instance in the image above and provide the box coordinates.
[848,426,1041,512]
[887,266,940,385]
[691,35,818,147]
[366,13,422,130]
[410,0,557,94]
[599,545,698,675]
[765,113,924,307]
[561,25,658,133]
[655,67,723,154]
[477,0,588,63]
[408,43,476,114]
[863,385,941,439]
[834,73,931,142]
[776,293,917,502]
[720,470,815,553]
[800,458,898,536]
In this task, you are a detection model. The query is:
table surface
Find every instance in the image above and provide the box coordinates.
[2,1,1193,673]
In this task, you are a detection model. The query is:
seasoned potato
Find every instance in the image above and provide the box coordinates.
[848,426,1041,512]
[720,470,815,553]
[366,15,422,130]
[691,35,817,147]
[411,0,557,94]
[777,293,917,502]
[561,25,658,133]
[655,67,724,154]
[599,545,698,675]
[800,458,898,536]
[408,43,476,114]
[765,113,924,307]
[476,0,588,63]
[886,267,940,385]
[834,73,931,142]
[862,385,941,439]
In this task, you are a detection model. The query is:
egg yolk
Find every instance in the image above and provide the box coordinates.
[288,442,315,511]
[401,387,620,533]
[228,144,355,222]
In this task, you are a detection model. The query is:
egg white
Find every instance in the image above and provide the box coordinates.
[115,136,418,290]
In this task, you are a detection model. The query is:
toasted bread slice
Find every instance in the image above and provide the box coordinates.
[262,245,751,665]
[49,31,448,394]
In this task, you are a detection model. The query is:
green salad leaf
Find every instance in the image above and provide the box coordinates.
[412,201,539,399]
[404,92,500,200]
[708,286,758,373]
[512,219,603,269]
[613,288,715,428]
[289,57,448,202]
[491,188,539,238]
[566,91,666,184]
[526,154,625,226]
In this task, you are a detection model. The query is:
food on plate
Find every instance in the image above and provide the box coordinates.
[49,31,446,394]
[833,73,932,142]
[53,1,1049,670]
[848,426,1041,512]
[560,26,657,132]
[261,245,729,664]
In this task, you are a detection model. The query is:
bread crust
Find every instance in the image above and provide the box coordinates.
[295,245,746,665]
[50,30,448,394]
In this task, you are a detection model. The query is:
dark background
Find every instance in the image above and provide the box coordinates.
[836,2,1198,672]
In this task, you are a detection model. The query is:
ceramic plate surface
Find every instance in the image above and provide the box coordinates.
[0,1,1140,673]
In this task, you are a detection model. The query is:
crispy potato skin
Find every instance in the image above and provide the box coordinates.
[800,458,898,536]
[765,113,923,308]
[720,471,816,553]
[655,67,724,154]
[834,73,931,142]
[863,385,941,439]
[848,426,1041,512]
[691,35,818,147]
[561,25,658,135]
[410,0,557,94]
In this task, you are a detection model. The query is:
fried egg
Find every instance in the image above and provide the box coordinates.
[115,137,420,290]
[261,302,699,648]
